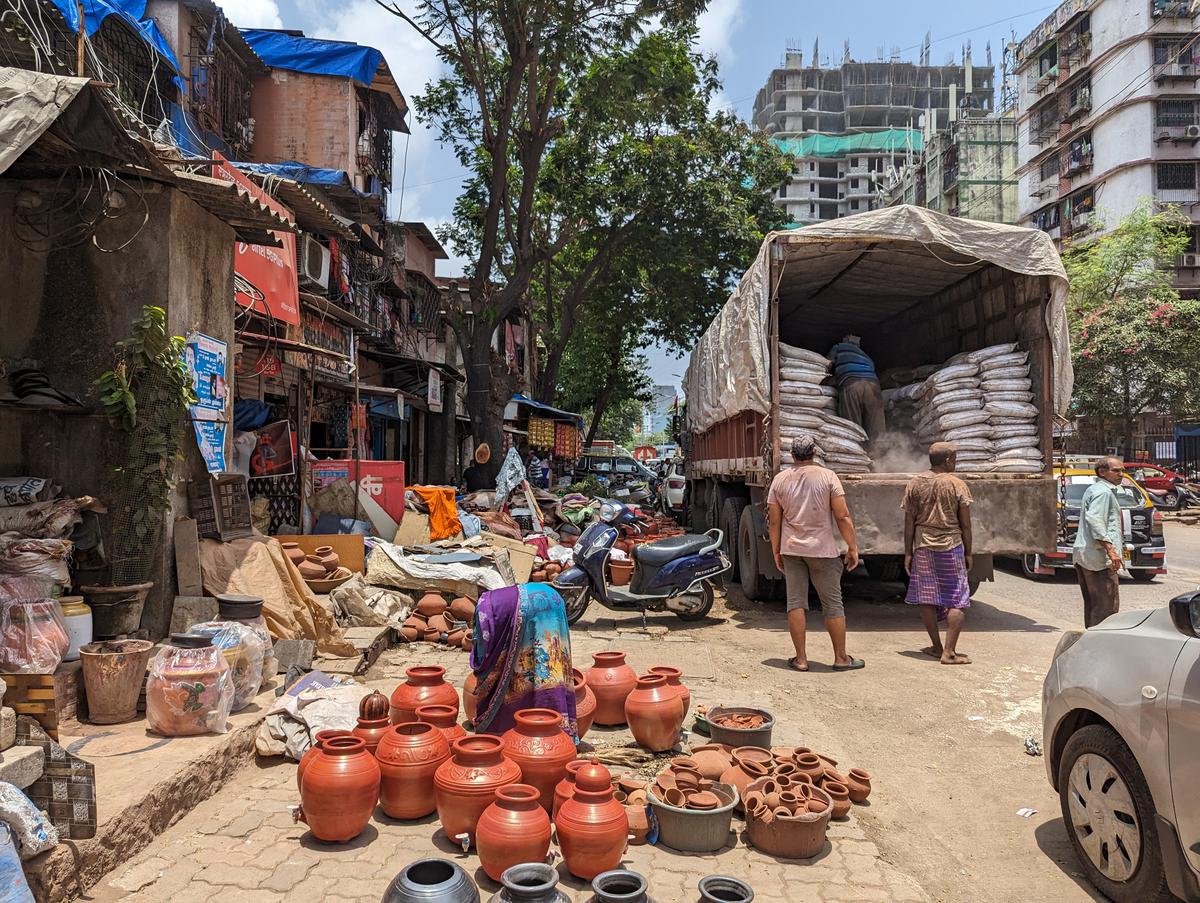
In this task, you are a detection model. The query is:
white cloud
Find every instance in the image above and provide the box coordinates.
[227,0,282,30]
[696,0,744,64]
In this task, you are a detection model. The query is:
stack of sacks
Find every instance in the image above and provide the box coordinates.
[973,343,1042,472]
[882,382,922,434]
[777,343,869,473]
[913,362,993,472]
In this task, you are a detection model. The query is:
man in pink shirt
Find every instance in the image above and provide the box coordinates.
[768,434,863,672]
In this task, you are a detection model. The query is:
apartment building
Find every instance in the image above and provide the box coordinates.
[753,50,994,224]
[1016,0,1200,291]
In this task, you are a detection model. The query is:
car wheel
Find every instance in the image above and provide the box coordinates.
[1021,554,1046,580]
[720,497,748,582]
[1129,570,1158,583]
[870,556,905,582]
[1162,491,1179,509]
[1057,724,1173,903]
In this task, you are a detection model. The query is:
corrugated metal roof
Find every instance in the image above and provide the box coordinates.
[172,171,295,244]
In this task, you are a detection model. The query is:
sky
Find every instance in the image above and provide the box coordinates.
[231,0,1061,397]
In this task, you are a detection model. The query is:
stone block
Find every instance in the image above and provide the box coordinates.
[0,745,44,789]
[0,708,14,751]
[169,596,217,635]
[273,639,314,674]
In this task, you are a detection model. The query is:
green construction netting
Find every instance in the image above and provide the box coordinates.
[771,130,924,159]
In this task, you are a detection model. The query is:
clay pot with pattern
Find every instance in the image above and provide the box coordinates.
[416,592,448,617]
[390,665,459,724]
[845,768,872,803]
[297,729,349,790]
[476,784,553,881]
[376,722,451,820]
[463,672,480,723]
[298,735,380,842]
[502,708,577,812]
[554,759,629,881]
[573,668,597,740]
[624,675,684,752]
[449,596,476,624]
[434,735,522,844]
[416,704,467,745]
[313,546,339,573]
[553,759,588,819]
[584,652,637,726]
[647,666,690,717]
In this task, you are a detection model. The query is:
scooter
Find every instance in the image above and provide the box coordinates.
[1142,480,1197,511]
[552,499,730,625]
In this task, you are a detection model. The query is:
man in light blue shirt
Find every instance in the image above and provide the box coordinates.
[1072,456,1125,627]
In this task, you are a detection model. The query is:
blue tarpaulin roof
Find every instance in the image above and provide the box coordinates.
[50,0,181,76]
[232,160,365,190]
[511,394,584,428]
[241,30,383,84]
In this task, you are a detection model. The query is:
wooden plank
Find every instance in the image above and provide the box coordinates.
[172,517,203,597]
[273,534,365,573]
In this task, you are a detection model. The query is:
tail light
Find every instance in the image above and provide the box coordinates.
[1153,508,1164,536]
[668,478,685,489]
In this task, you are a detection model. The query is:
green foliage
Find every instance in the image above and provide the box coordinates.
[1064,201,1200,445]
[592,395,649,447]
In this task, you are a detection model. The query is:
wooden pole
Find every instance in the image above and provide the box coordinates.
[75,1,85,76]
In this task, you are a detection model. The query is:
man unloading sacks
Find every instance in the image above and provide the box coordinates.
[828,335,886,442]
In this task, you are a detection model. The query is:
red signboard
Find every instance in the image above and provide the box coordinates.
[211,152,300,325]
[310,460,406,523]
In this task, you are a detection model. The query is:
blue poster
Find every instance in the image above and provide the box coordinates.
[186,334,228,473]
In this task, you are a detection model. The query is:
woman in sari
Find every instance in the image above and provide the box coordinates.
[469,582,577,740]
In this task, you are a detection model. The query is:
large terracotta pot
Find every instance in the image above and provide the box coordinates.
[572,668,597,740]
[476,783,553,881]
[354,716,391,755]
[501,708,577,812]
[299,735,381,842]
[449,596,476,623]
[390,666,459,724]
[434,735,522,844]
[585,652,637,726]
[416,704,467,745]
[376,722,451,820]
[416,592,448,617]
[463,673,480,723]
[553,759,588,819]
[690,745,733,781]
[554,759,628,880]
[624,674,685,753]
[647,666,690,717]
[298,729,350,789]
[144,636,232,737]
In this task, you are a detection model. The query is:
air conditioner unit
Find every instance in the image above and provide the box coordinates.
[1186,124,1200,139]
[1183,253,1199,267]
[298,234,330,291]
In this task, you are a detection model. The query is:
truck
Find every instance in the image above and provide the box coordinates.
[682,206,1072,598]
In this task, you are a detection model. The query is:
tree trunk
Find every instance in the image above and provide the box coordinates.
[462,318,512,481]
[583,367,621,449]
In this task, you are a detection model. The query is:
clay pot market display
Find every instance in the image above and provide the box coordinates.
[297,729,349,790]
[572,668,597,740]
[434,735,522,844]
[554,759,628,880]
[416,704,467,745]
[584,651,637,726]
[475,784,553,881]
[377,722,452,820]
[390,665,459,723]
[501,708,576,812]
[647,666,690,717]
[298,735,381,843]
[624,674,685,753]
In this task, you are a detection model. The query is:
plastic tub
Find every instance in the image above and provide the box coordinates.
[705,706,775,749]
[647,782,738,853]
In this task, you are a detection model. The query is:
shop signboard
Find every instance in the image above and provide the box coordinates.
[185,333,228,474]
[310,460,406,522]
[211,152,300,326]
[298,309,351,380]
[251,421,296,477]
[427,368,442,413]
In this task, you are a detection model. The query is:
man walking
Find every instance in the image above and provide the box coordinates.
[1074,456,1125,627]
[903,442,973,665]
[768,434,864,673]
[828,334,886,441]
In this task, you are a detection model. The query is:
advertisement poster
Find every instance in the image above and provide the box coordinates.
[250,421,295,477]
[185,333,228,474]
[311,460,406,522]
[211,151,300,326]
[427,368,443,413]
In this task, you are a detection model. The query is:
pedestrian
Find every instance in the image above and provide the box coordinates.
[1073,455,1126,627]
[827,334,886,441]
[903,442,973,665]
[768,433,864,672]
[461,443,492,492]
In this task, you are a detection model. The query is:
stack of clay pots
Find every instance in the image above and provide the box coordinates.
[400,592,476,652]
[650,757,727,812]
[291,545,352,590]
[528,561,562,583]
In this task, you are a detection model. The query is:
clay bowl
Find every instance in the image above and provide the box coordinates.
[305,567,353,593]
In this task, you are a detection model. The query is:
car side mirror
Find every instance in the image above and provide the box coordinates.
[1169,591,1200,638]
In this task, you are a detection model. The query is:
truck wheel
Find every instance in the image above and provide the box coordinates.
[738,506,775,601]
[870,556,904,582]
[1021,554,1046,581]
[720,497,748,581]
[968,578,980,596]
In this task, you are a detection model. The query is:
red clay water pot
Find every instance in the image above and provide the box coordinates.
[554,759,628,881]
[502,708,577,812]
[624,674,685,753]
[298,735,380,842]
[434,735,522,845]
[846,768,872,803]
[416,703,467,745]
[463,672,480,723]
[553,759,588,819]
[376,722,451,820]
[585,652,637,726]
[297,729,349,790]
[448,596,476,624]
[353,714,391,755]
[647,666,690,717]
[390,665,459,724]
[475,783,553,882]
[573,668,597,739]
[416,592,448,617]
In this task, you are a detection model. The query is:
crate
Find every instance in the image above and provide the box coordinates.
[1,665,84,740]
[188,473,253,541]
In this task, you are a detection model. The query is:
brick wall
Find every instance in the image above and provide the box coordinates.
[251,70,358,179]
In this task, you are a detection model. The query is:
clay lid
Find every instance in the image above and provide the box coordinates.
[574,758,614,793]
[216,594,263,620]
[686,790,720,811]
[169,632,213,649]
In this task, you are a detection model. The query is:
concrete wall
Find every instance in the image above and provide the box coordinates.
[404,234,439,283]
[250,70,358,181]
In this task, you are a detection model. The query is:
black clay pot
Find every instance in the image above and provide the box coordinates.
[216,593,263,620]
[589,870,655,903]
[382,858,479,903]
[487,863,571,903]
[698,875,755,903]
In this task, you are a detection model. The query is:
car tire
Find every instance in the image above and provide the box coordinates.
[720,497,748,581]
[1057,724,1173,903]
[1021,554,1046,581]
[738,505,775,602]
[1162,491,1179,509]
[1129,570,1158,583]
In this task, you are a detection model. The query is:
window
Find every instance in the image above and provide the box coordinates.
[1157,99,1197,127]
[850,178,859,189]
[809,162,816,172]
[1040,157,1059,181]
[1154,37,1198,66]
[810,182,815,191]
[1157,161,1196,190]
[850,199,860,210]
[849,157,858,167]
[809,202,815,215]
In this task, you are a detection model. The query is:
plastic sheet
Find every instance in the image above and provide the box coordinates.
[0,598,68,674]
[187,621,266,712]
[0,782,57,862]
[146,644,233,736]
[0,535,72,586]
[0,823,33,901]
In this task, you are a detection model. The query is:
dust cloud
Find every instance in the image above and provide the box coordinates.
[868,430,931,474]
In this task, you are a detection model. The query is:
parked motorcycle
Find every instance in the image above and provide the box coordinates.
[1143,481,1197,511]
[551,499,730,625]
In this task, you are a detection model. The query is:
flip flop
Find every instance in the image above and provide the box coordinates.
[920,646,943,659]
[940,654,972,665]
[788,657,809,672]
[832,658,866,672]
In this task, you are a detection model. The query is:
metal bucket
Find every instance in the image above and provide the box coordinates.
[647,782,738,853]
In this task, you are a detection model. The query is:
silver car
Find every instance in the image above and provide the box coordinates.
[1042,593,1200,902]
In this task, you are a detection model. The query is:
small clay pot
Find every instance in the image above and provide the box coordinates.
[313,546,339,572]
[626,804,650,845]
[462,635,473,653]
[446,629,465,648]
[690,744,733,781]
[427,613,450,635]
[449,596,476,623]
[297,556,326,580]
[794,753,825,780]
[846,768,872,803]
[399,625,419,643]
[616,775,646,796]
[416,703,467,745]
[281,542,306,565]
[806,798,829,815]
[821,767,848,787]
[663,787,686,808]
[824,780,852,819]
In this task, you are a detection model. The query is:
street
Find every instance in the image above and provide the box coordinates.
[90,526,1200,903]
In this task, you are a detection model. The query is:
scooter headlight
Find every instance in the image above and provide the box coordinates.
[598,501,619,523]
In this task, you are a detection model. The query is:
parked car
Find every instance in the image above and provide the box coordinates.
[660,458,686,520]
[1021,466,1167,582]
[1126,463,1187,495]
[1042,591,1200,902]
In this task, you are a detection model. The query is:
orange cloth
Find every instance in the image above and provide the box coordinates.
[411,485,462,541]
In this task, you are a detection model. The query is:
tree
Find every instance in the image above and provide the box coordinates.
[1065,201,1200,453]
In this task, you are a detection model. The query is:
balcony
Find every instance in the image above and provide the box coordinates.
[1062,150,1094,177]
[1060,32,1093,64]
[1151,0,1196,19]
[1030,109,1063,146]
[1026,65,1060,97]
[1032,172,1061,198]
[1063,88,1093,123]
[1154,60,1200,83]
[1158,187,1200,203]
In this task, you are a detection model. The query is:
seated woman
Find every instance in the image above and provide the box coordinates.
[468,582,577,740]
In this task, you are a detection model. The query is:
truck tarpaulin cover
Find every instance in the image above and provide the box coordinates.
[684,206,1073,435]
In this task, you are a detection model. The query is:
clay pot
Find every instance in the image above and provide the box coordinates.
[624,675,684,753]
[313,546,339,572]
[383,858,479,903]
[487,862,572,903]
[422,626,441,643]
[463,673,480,723]
[626,804,650,844]
[821,767,848,788]
[449,596,476,623]
[446,629,465,649]
[720,758,769,811]
[732,746,774,768]
[501,708,577,812]
[399,625,419,643]
[416,704,467,745]
[298,736,380,842]
[390,666,459,724]
[690,745,733,781]
[434,735,522,844]
[585,652,638,726]
[416,592,448,617]
[281,542,307,565]
[359,690,389,720]
[553,759,588,819]
[590,870,652,903]
[462,635,474,653]
[698,876,754,903]
[554,759,628,880]
[573,668,597,740]
[794,753,825,780]
[662,787,686,808]
[353,714,392,755]
[476,784,553,881]
[647,666,690,717]
[824,780,852,819]
[297,556,327,580]
[297,729,349,790]
[375,722,451,820]
[608,559,633,586]
[846,768,872,803]
[427,613,450,635]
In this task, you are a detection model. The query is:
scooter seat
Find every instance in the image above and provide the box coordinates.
[633,534,711,566]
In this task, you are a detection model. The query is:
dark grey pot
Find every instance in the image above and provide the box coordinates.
[486,863,571,903]
[698,875,755,902]
[588,870,655,903]
[382,858,479,903]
